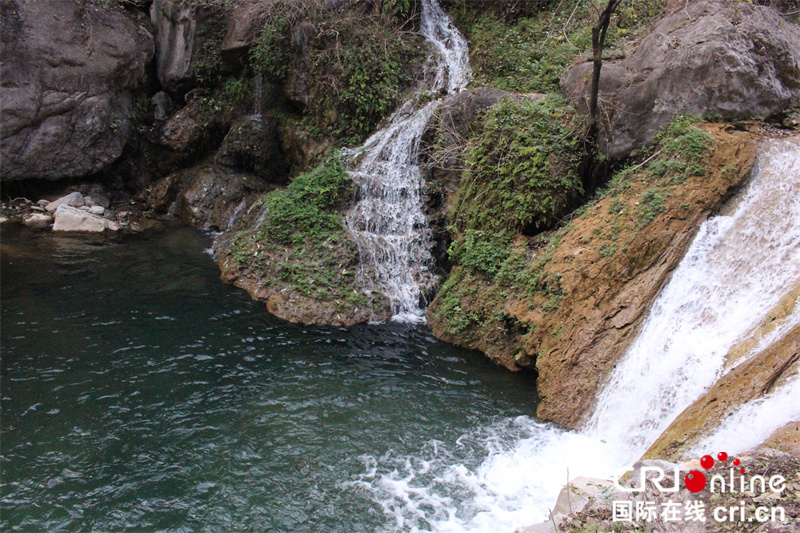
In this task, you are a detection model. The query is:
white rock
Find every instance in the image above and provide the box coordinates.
[84,196,95,207]
[550,477,615,518]
[37,199,49,207]
[53,205,119,232]
[46,192,84,212]
[89,205,105,216]
[0,216,9,225]
[23,213,53,228]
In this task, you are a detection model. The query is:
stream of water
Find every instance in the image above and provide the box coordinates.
[345,0,471,322]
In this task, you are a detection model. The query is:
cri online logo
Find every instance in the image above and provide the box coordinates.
[614,451,787,495]
[684,452,742,492]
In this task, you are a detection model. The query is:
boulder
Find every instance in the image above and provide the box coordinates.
[173,165,268,231]
[561,0,800,158]
[156,99,209,155]
[53,205,119,233]
[22,213,53,228]
[0,0,154,181]
[45,192,85,212]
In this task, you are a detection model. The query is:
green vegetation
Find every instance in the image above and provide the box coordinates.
[260,153,353,244]
[430,113,716,355]
[301,26,423,144]
[225,153,374,307]
[637,187,667,226]
[445,0,665,93]
[448,230,511,277]
[250,17,293,82]
[245,4,425,146]
[447,96,582,269]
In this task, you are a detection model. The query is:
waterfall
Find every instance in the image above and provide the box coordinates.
[344,0,471,323]
[253,73,264,118]
[584,136,800,460]
[356,137,800,531]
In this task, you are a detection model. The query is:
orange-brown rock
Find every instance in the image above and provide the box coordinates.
[760,422,800,457]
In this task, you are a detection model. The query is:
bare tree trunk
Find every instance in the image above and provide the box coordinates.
[588,0,623,141]
[580,0,623,195]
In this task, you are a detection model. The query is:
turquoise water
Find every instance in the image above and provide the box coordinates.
[1,225,536,532]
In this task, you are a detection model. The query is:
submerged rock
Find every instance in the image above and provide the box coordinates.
[561,0,800,158]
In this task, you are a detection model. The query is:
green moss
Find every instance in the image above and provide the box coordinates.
[447,230,510,278]
[637,187,668,226]
[450,95,583,239]
[260,152,353,244]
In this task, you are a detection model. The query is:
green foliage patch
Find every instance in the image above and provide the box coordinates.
[450,95,583,241]
[261,152,353,244]
[250,17,294,83]
[445,0,665,93]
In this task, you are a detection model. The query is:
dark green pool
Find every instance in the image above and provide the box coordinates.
[1,225,537,532]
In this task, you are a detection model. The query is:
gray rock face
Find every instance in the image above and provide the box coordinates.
[215,117,289,183]
[173,166,268,231]
[150,0,197,92]
[0,1,154,181]
[561,0,800,158]
[53,205,119,233]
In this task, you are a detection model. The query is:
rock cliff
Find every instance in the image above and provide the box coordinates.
[0,1,153,181]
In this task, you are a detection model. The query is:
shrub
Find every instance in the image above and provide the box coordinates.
[250,17,294,83]
[261,152,353,244]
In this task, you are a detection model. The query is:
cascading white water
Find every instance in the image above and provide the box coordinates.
[584,136,800,459]
[356,137,800,531]
[344,0,471,322]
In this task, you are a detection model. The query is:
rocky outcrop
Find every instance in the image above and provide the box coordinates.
[0,0,154,181]
[216,117,290,183]
[561,0,800,158]
[173,165,268,231]
[428,123,760,429]
[150,0,198,93]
